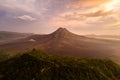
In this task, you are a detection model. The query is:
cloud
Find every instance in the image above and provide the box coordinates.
[83,10,114,17]
[26,0,36,3]
[0,0,42,17]
[49,10,114,25]
[17,15,36,21]
[68,0,111,8]
[0,0,120,34]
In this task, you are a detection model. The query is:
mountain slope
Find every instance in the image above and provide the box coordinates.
[0,28,120,63]
[0,50,120,80]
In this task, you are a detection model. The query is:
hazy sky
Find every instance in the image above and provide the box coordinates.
[0,0,120,34]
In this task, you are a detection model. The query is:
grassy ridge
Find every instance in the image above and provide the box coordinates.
[0,50,120,80]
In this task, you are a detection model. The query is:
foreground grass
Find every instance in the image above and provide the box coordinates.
[0,50,120,80]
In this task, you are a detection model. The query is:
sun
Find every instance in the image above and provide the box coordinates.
[104,0,120,11]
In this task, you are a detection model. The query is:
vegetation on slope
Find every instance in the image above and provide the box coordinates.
[0,50,120,80]
[0,50,10,62]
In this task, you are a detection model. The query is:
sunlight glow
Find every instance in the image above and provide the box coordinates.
[104,0,120,11]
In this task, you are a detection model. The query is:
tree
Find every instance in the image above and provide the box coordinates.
[0,50,9,62]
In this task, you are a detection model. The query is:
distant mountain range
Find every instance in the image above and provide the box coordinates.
[86,34,120,40]
[0,28,120,63]
[0,31,33,44]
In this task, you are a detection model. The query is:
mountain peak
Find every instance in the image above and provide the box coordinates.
[51,27,70,35]
[49,27,75,38]
[55,27,69,33]
[57,27,67,30]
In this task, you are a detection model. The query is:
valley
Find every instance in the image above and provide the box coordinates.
[0,28,120,63]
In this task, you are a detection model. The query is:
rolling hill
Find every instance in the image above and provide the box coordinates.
[0,50,120,80]
[0,28,120,63]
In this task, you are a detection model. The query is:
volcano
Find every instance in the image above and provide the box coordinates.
[1,28,120,63]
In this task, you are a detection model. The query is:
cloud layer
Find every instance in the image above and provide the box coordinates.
[0,0,120,34]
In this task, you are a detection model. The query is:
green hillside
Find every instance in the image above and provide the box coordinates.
[0,50,120,80]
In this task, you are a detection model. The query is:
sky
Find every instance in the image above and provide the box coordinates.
[0,0,120,34]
